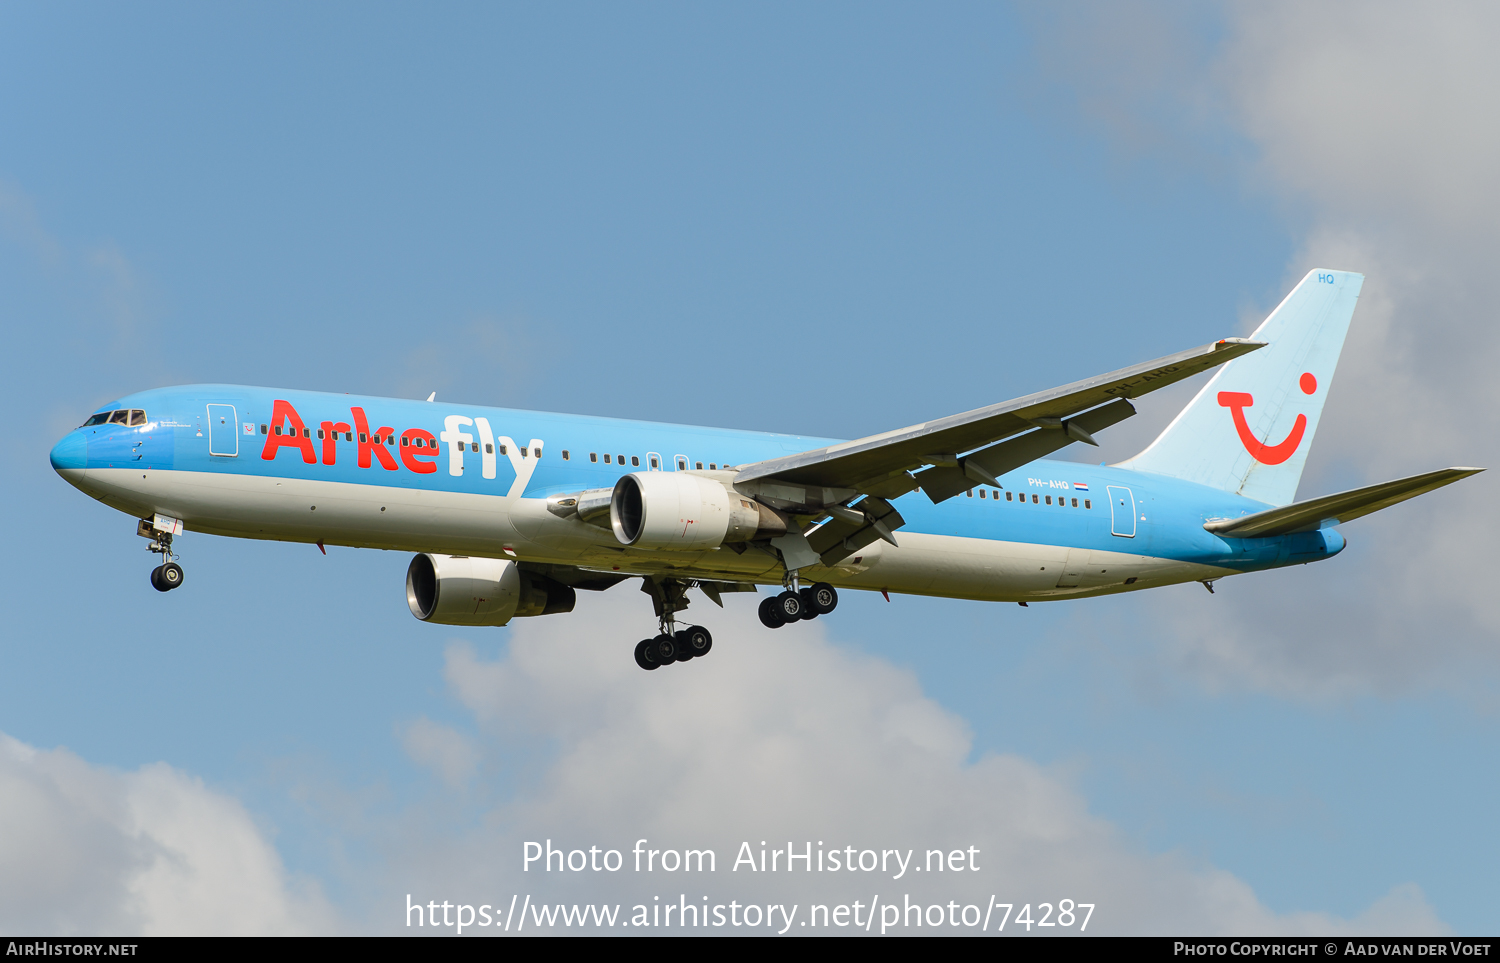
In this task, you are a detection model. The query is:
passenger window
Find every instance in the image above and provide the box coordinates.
[129,410,146,426]
[979,489,986,498]
[967,489,973,497]
[631,456,639,467]
[1071,498,1078,507]
[590,452,598,463]
[359,433,368,443]
[617,454,624,464]
[260,425,267,434]
[1084,499,1092,509]
[317,429,325,439]
[677,459,686,470]
[498,444,507,454]
[1032,494,1038,504]
[604,453,611,464]
[563,450,571,461]
[709,463,716,470]
[401,436,409,447]
[520,448,528,458]
[696,462,703,470]
[1006,491,1013,501]
[485,443,493,454]
[1045,495,1051,505]
[649,455,659,468]
[109,410,129,424]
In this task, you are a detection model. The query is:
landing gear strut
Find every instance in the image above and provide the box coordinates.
[634,577,714,671]
[138,518,185,592]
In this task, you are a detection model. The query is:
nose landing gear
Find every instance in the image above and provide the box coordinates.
[150,561,185,592]
[138,516,185,592]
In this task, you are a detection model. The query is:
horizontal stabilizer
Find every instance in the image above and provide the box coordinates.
[1204,467,1483,538]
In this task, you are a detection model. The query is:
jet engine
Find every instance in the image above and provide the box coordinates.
[406,554,575,626]
[610,471,786,550]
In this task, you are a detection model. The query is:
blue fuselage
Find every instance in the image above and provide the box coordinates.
[51,384,1345,603]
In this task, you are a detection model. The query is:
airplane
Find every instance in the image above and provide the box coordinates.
[49,269,1481,671]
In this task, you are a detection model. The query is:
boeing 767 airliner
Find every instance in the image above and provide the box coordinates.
[49,270,1480,670]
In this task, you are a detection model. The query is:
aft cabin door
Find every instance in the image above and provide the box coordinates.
[207,404,238,457]
[1107,485,1136,537]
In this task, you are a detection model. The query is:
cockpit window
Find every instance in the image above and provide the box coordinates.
[81,408,149,428]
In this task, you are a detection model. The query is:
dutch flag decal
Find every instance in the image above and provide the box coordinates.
[1074,482,1089,491]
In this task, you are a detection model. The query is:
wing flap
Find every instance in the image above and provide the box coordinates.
[806,497,906,566]
[915,398,1136,503]
[1204,467,1483,538]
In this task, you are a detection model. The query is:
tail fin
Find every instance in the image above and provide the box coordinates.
[1120,269,1363,506]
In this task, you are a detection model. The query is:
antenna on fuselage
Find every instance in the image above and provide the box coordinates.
[426,392,436,402]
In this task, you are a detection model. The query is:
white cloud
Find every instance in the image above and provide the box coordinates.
[401,717,480,788]
[0,734,335,935]
[350,594,1448,935]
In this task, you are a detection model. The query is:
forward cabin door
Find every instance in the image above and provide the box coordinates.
[1107,485,1136,537]
[206,404,239,457]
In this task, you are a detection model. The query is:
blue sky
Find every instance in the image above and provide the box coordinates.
[2,2,1496,935]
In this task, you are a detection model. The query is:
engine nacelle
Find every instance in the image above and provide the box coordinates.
[610,472,785,550]
[406,554,575,626]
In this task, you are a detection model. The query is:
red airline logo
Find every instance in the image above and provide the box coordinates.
[259,399,432,472]
[1217,372,1317,466]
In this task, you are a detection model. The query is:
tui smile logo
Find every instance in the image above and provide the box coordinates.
[1218,372,1317,465]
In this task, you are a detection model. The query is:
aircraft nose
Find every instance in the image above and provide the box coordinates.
[50,431,87,473]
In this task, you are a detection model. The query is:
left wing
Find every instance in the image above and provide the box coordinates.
[734,337,1263,510]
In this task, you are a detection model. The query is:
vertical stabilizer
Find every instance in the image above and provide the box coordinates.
[1119,269,1363,506]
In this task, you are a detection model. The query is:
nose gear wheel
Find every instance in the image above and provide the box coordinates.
[141,523,185,592]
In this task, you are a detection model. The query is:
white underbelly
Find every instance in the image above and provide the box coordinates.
[84,469,1236,600]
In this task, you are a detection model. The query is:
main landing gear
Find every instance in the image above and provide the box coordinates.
[138,519,185,593]
[757,578,838,629]
[633,624,713,671]
[634,577,714,671]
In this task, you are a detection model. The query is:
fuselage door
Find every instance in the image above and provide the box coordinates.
[207,404,239,457]
[1107,485,1136,537]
